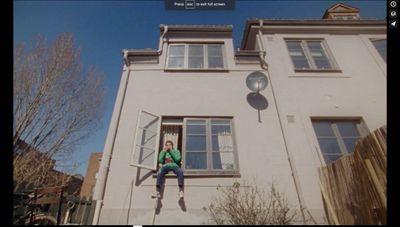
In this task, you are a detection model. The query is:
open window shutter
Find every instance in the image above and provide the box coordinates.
[130,110,161,170]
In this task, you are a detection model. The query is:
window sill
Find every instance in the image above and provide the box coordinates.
[164,68,229,73]
[152,172,241,178]
[235,61,260,65]
[289,75,351,78]
[294,69,342,73]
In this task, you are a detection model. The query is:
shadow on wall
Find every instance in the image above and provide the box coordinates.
[246,92,269,122]
[135,168,153,186]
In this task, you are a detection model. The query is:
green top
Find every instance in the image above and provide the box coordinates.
[158,149,181,168]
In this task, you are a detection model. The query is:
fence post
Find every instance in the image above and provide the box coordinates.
[318,181,339,225]
[57,186,65,225]
[85,197,95,225]
[364,159,387,209]
[80,196,88,224]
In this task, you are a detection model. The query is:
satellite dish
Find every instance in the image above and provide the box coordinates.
[246,71,268,93]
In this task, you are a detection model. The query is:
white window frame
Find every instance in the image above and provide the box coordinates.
[130,109,162,170]
[166,43,227,70]
[182,118,239,174]
[311,118,369,166]
[285,39,340,72]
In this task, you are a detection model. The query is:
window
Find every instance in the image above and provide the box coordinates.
[167,45,185,68]
[130,110,162,170]
[167,43,225,70]
[184,118,238,173]
[286,40,338,71]
[312,119,365,165]
[207,45,224,68]
[132,111,239,174]
[371,39,386,63]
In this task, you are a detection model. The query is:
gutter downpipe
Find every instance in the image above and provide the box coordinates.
[256,19,307,224]
[91,25,169,225]
[157,25,168,55]
[92,55,130,225]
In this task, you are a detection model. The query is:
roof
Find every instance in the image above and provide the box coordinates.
[124,24,233,56]
[322,2,360,19]
[160,24,233,32]
[123,48,159,56]
[240,18,386,49]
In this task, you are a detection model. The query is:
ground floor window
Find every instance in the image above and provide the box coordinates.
[130,110,239,175]
[311,118,368,165]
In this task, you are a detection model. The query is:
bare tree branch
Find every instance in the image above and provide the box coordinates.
[13,33,105,192]
[204,180,301,225]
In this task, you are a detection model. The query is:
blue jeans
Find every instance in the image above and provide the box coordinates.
[156,165,184,191]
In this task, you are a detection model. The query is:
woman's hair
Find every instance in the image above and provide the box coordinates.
[165,140,174,148]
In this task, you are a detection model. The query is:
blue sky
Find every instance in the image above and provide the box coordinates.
[13,0,386,176]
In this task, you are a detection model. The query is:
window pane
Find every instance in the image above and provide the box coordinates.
[211,119,230,125]
[186,135,206,151]
[189,57,204,68]
[312,121,335,137]
[336,122,360,137]
[168,45,185,68]
[189,45,204,68]
[286,41,310,69]
[208,45,224,68]
[133,129,157,167]
[208,57,224,68]
[169,45,184,56]
[292,57,310,69]
[189,45,203,56]
[132,111,160,170]
[372,39,386,63]
[307,41,332,69]
[211,125,231,135]
[168,57,184,68]
[211,122,233,152]
[187,120,206,125]
[213,152,235,170]
[323,154,342,165]
[317,138,342,155]
[208,57,223,68]
[208,45,223,57]
[185,152,207,169]
[212,135,233,152]
[187,124,206,135]
[343,138,359,153]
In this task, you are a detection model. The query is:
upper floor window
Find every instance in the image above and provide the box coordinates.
[312,119,366,165]
[285,39,339,71]
[370,38,386,63]
[167,43,225,70]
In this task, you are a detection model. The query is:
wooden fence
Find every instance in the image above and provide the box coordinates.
[318,125,386,225]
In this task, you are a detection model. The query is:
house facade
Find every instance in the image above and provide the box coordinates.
[93,3,386,225]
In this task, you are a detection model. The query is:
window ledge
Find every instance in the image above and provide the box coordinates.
[289,75,351,78]
[235,61,260,65]
[164,68,229,73]
[152,172,241,178]
[294,69,342,73]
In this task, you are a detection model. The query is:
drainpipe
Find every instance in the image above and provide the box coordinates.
[123,50,129,67]
[157,25,168,55]
[92,25,169,225]
[257,20,268,69]
[92,54,131,225]
[256,19,307,224]
[121,25,168,67]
